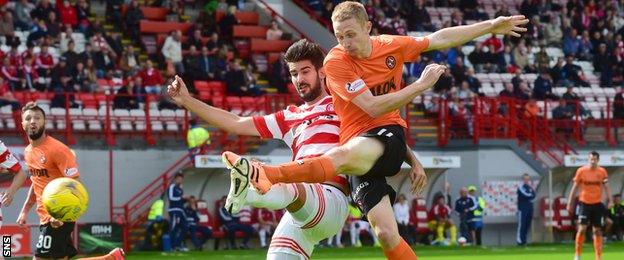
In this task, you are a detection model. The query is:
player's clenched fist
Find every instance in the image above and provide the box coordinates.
[416,63,446,89]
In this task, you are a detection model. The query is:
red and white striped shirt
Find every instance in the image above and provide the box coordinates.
[253,96,340,161]
[0,140,21,173]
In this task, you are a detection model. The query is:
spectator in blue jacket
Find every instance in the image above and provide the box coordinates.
[168,173,189,251]
[185,196,212,250]
[217,196,254,249]
[455,187,475,243]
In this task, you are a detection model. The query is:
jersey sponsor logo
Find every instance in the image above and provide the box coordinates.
[369,77,397,96]
[29,168,49,178]
[39,155,46,164]
[385,55,396,69]
[345,79,366,93]
[64,167,78,177]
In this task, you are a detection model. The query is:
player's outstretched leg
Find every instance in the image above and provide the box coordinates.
[368,196,417,260]
[222,152,251,214]
[77,247,125,260]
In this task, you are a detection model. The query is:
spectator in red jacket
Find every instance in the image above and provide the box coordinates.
[35,44,55,79]
[483,34,504,53]
[7,44,23,67]
[254,208,277,248]
[1,58,20,91]
[139,60,164,94]
[58,0,78,28]
[21,42,36,65]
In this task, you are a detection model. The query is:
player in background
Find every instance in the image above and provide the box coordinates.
[0,139,30,230]
[223,2,528,258]
[516,173,535,246]
[566,151,614,260]
[168,39,426,259]
[17,102,124,260]
[429,195,457,245]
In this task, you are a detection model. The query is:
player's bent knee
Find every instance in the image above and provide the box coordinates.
[373,225,401,248]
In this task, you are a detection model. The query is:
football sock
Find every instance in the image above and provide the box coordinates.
[263,156,336,184]
[593,234,602,260]
[383,239,417,260]
[246,183,298,210]
[450,225,458,244]
[436,224,445,242]
[575,232,585,257]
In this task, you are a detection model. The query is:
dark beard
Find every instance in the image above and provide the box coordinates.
[299,82,322,102]
[28,127,45,140]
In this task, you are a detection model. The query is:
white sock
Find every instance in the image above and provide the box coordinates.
[350,222,358,246]
[267,252,304,260]
[246,183,298,210]
[335,230,343,246]
[259,228,267,247]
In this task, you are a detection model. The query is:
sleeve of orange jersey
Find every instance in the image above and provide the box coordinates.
[572,167,583,184]
[324,57,366,102]
[53,145,80,179]
[394,35,429,62]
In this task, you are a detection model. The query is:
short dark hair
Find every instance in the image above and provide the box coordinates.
[522,173,530,178]
[590,151,600,159]
[614,194,621,198]
[175,172,184,178]
[283,39,325,70]
[21,102,46,118]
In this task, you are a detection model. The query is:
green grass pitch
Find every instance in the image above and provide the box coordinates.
[125,243,624,259]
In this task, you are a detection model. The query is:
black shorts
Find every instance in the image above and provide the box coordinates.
[349,124,407,215]
[35,222,78,259]
[577,202,606,227]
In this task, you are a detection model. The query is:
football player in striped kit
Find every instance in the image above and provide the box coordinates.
[0,140,30,227]
[168,39,425,259]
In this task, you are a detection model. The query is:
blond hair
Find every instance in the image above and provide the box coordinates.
[331,1,368,25]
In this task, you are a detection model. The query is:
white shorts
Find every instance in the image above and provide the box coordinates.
[268,184,349,260]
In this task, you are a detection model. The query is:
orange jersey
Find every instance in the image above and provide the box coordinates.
[24,136,80,223]
[573,165,608,204]
[324,35,429,144]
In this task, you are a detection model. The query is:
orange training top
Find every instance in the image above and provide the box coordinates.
[323,35,429,144]
[24,135,80,224]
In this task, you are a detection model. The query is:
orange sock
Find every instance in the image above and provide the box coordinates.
[383,239,417,260]
[263,155,336,184]
[575,232,585,257]
[77,255,113,260]
[593,235,602,260]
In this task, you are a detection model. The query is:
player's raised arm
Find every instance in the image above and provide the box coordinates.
[348,63,446,117]
[167,75,260,136]
[424,15,529,52]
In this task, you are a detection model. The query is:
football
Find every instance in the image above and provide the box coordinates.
[42,177,89,222]
[457,237,467,246]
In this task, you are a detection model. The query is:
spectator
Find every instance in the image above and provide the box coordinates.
[500,45,517,73]
[93,47,116,78]
[106,0,123,31]
[139,60,165,94]
[456,81,476,100]
[468,186,485,246]
[75,0,92,33]
[255,208,277,248]
[120,46,140,76]
[406,0,433,32]
[394,194,413,245]
[534,45,551,71]
[516,173,536,246]
[124,0,144,44]
[516,82,532,100]
[185,196,212,250]
[563,29,582,57]
[218,197,254,250]
[266,20,283,41]
[533,70,558,100]
[562,86,592,118]
[219,5,239,42]
[0,12,15,38]
[512,41,530,72]
[1,58,20,91]
[113,78,141,110]
[429,194,457,245]
[450,57,466,84]
[544,14,563,46]
[58,0,78,28]
[106,31,124,57]
[27,19,49,45]
[45,11,62,39]
[552,99,574,136]
[306,0,324,17]
[468,43,490,73]
[550,57,566,85]
[182,46,201,86]
[63,40,80,71]
[499,82,517,99]
[59,27,75,55]
[72,62,95,92]
[405,56,426,84]
[524,98,541,118]
[21,56,40,91]
[197,46,215,80]
[13,0,35,31]
[79,44,95,64]
[447,46,465,67]
[562,55,590,87]
[483,34,504,53]
[578,31,594,61]
[50,57,73,91]
[593,43,614,87]
[433,69,454,94]
[348,202,378,247]
[206,32,222,58]
[168,173,189,252]
[90,30,111,52]
[162,30,184,74]
[0,78,20,111]
[607,194,624,241]
[464,68,482,94]
[455,187,475,244]
[186,29,205,50]
[614,86,624,120]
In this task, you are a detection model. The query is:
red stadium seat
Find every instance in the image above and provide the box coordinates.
[140,20,192,34]
[411,198,430,235]
[233,25,268,38]
[78,93,98,109]
[226,96,243,114]
[553,197,575,232]
[250,38,292,53]
[211,96,224,108]
[194,81,210,92]
[207,81,226,97]
[140,7,169,21]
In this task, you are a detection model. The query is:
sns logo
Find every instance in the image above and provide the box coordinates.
[346,79,366,93]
